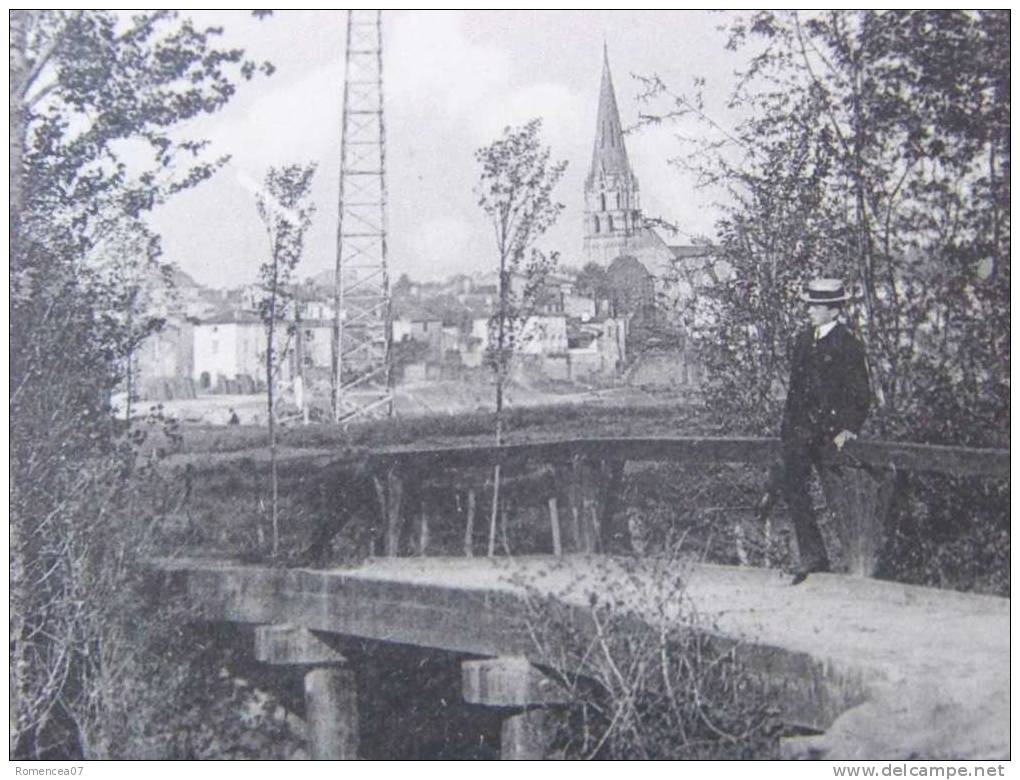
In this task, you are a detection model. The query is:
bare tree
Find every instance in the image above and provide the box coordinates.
[254,163,317,556]
[475,119,566,554]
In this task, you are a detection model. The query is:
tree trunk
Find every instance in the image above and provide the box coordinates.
[267,285,279,557]
[488,464,501,557]
[489,260,508,557]
[9,4,29,324]
[9,11,29,261]
[989,143,999,281]
[9,11,31,753]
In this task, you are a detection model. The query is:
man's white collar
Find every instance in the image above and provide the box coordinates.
[815,321,838,340]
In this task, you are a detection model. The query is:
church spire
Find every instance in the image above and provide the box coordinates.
[583,44,642,260]
[588,44,632,183]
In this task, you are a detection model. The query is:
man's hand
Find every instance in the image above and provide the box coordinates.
[833,430,857,451]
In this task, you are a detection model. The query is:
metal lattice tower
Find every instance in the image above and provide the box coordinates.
[331,10,393,423]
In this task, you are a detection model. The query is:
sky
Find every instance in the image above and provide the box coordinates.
[145,10,750,289]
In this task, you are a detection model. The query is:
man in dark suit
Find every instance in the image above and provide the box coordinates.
[781,278,871,584]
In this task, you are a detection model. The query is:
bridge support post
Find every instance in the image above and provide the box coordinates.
[255,625,359,760]
[304,666,359,760]
[500,708,553,760]
[462,656,569,760]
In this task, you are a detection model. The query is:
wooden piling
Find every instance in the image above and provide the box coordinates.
[548,497,562,557]
[599,459,629,553]
[419,499,429,556]
[488,464,501,557]
[464,489,476,557]
[372,467,405,557]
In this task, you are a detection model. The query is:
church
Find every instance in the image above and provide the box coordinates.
[579,46,711,387]
[581,46,711,301]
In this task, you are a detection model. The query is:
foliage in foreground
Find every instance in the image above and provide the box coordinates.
[514,555,784,759]
[649,11,1009,449]
[638,9,1009,600]
[9,9,272,758]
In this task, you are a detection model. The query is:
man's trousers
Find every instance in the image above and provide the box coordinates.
[780,435,834,571]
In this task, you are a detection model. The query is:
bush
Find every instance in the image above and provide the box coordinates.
[512,555,785,759]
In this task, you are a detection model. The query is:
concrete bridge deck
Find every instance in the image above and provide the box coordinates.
[159,554,1008,759]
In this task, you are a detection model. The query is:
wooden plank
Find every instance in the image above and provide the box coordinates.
[841,440,1009,479]
[179,437,1008,481]
[365,437,1006,479]
[368,437,781,472]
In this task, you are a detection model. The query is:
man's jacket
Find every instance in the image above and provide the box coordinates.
[781,322,871,445]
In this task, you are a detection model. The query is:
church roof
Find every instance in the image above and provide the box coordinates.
[587,45,634,184]
[668,244,715,260]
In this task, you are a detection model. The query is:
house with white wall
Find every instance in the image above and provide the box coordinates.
[193,311,295,391]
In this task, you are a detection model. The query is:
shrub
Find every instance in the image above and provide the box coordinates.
[512,555,785,759]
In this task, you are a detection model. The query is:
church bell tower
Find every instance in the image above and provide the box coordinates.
[583,45,642,266]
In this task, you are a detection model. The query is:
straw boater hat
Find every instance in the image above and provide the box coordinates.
[800,278,855,304]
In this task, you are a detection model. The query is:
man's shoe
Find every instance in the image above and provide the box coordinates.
[791,563,830,586]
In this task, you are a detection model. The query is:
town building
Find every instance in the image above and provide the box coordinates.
[192,310,271,392]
